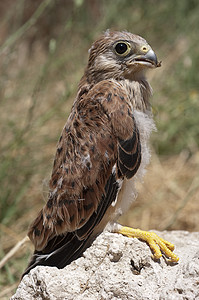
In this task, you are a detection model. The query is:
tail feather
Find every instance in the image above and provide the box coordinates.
[22,232,93,277]
[22,172,120,278]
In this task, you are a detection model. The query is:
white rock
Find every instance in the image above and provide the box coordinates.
[11,231,199,300]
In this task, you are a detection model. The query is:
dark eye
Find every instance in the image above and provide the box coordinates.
[114,41,131,56]
[115,43,127,54]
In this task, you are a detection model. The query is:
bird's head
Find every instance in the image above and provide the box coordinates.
[85,30,161,83]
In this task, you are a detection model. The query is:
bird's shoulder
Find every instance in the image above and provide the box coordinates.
[77,79,136,139]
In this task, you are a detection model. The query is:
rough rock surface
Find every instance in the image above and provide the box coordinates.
[11,231,199,300]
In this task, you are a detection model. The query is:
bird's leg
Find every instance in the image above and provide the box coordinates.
[111,223,179,262]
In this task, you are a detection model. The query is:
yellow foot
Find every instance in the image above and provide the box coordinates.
[117,226,179,262]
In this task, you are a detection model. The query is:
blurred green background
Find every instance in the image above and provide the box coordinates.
[0,0,199,298]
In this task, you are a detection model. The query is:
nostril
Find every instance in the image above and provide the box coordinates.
[142,46,148,52]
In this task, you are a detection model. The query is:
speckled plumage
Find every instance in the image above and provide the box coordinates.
[23,30,162,275]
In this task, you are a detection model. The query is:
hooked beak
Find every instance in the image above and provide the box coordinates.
[133,49,161,68]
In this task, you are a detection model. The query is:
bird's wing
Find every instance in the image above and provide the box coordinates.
[26,80,141,272]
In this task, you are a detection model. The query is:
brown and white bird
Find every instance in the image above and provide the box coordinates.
[23,30,178,276]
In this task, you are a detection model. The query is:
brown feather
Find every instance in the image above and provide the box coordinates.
[24,30,160,275]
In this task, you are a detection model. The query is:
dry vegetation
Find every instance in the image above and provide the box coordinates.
[0,0,199,298]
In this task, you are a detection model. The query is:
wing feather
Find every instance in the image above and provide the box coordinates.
[117,125,141,179]
[25,79,141,275]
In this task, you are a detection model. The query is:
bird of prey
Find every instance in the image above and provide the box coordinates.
[23,30,178,276]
